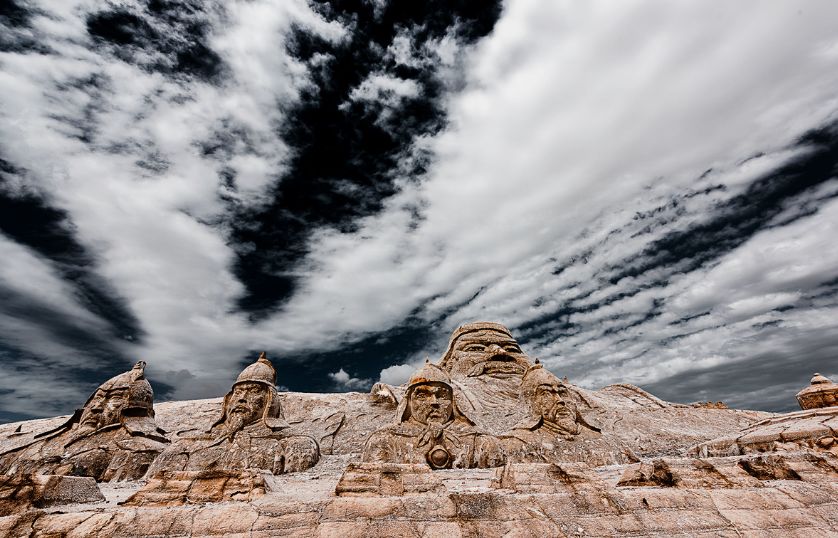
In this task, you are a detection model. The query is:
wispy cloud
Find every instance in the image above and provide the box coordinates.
[1,0,837,418]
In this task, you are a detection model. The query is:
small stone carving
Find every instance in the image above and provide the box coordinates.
[0,361,168,481]
[796,372,838,410]
[362,361,505,469]
[501,364,638,466]
[146,352,319,477]
[437,322,535,433]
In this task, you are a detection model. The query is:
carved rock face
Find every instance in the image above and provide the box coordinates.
[445,329,532,378]
[225,382,269,432]
[533,382,579,433]
[409,383,453,425]
[77,387,128,434]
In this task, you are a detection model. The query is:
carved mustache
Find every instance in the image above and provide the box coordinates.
[231,403,252,414]
[548,401,575,419]
[467,354,526,376]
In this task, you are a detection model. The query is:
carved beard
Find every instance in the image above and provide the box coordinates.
[225,410,251,436]
[543,402,579,437]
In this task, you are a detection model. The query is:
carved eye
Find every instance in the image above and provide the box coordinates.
[503,344,522,353]
[461,344,485,352]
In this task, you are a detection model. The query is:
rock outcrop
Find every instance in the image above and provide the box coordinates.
[0,323,835,536]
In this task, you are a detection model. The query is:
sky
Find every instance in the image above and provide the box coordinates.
[1,0,838,422]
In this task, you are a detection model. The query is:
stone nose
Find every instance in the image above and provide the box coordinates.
[487,344,513,358]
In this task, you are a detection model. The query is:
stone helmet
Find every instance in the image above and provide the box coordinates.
[211,352,289,431]
[520,362,565,402]
[796,372,838,410]
[82,360,155,417]
[234,351,276,388]
[438,322,514,372]
[33,360,166,443]
[397,361,475,424]
[518,362,600,432]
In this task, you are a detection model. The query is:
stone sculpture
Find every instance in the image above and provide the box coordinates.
[362,361,505,469]
[146,352,319,476]
[796,372,838,410]
[0,361,169,481]
[501,363,638,466]
[437,322,535,433]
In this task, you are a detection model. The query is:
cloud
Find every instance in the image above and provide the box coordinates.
[2,0,838,417]
[328,368,373,391]
[265,1,838,406]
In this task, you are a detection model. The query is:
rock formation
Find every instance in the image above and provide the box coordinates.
[362,361,505,469]
[0,361,168,482]
[0,322,836,536]
[501,363,639,466]
[797,372,838,410]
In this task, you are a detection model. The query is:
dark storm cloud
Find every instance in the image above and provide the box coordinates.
[2,1,838,419]
[0,173,143,341]
[86,0,225,83]
[229,0,503,316]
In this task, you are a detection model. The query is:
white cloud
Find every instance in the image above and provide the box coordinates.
[259,1,838,391]
[3,0,838,415]
[328,368,373,391]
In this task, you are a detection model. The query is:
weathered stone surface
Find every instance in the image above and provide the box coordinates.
[362,361,505,469]
[123,470,269,506]
[691,406,838,458]
[0,474,104,515]
[0,361,168,482]
[335,463,444,496]
[1,322,836,535]
[146,353,319,480]
[797,372,838,410]
[0,452,835,536]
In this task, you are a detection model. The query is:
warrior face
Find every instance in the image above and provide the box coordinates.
[448,329,531,378]
[533,380,578,431]
[225,381,268,431]
[409,382,454,425]
[78,387,128,433]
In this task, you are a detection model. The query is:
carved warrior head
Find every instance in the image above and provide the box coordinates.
[438,322,533,378]
[398,362,474,426]
[519,363,599,435]
[35,361,166,442]
[211,352,288,433]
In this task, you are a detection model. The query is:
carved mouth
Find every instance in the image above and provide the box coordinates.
[482,361,525,375]
[549,404,573,420]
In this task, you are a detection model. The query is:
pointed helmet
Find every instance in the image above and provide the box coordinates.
[212,352,288,431]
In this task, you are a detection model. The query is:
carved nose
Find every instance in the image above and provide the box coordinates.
[486,344,504,354]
